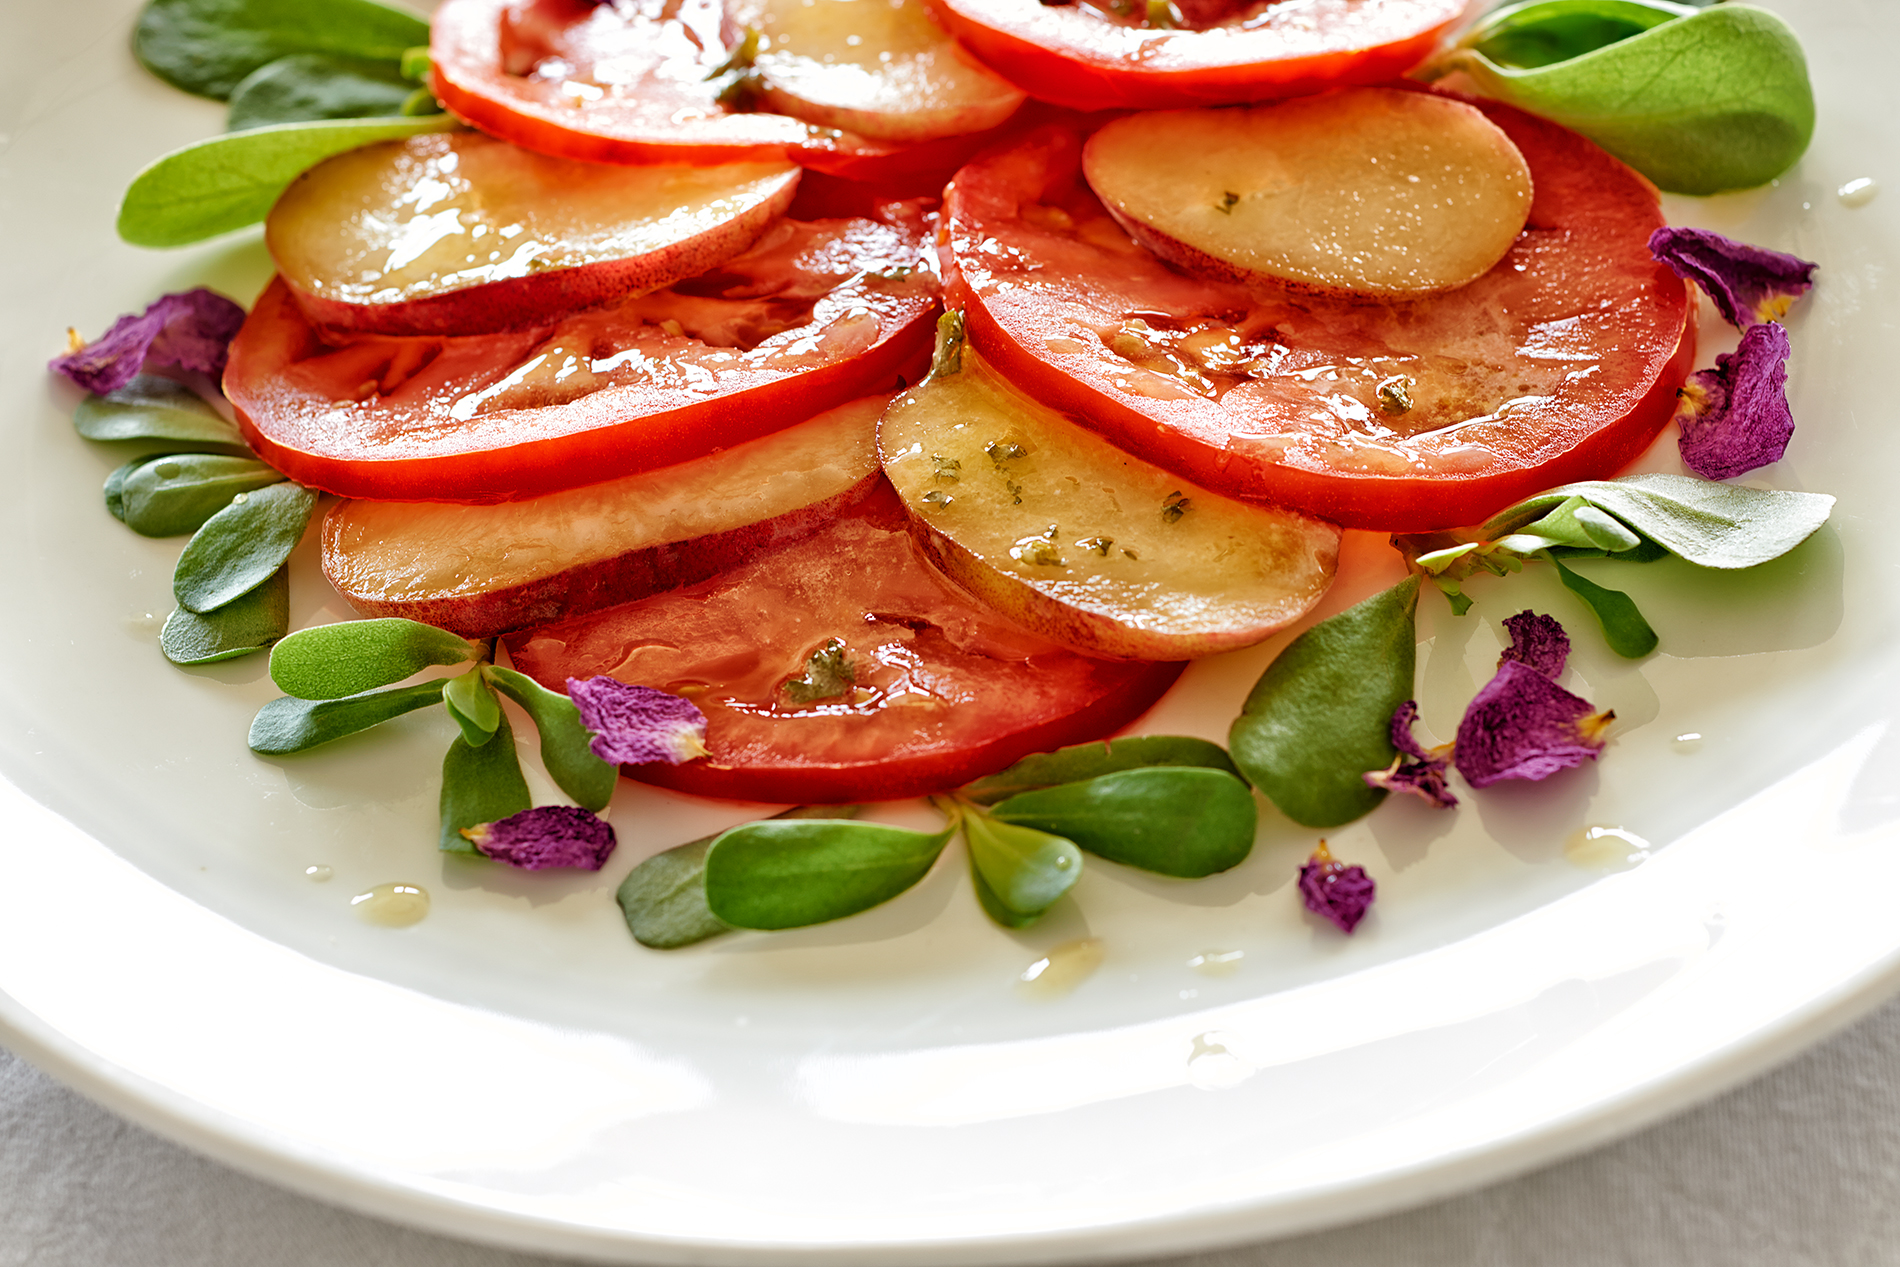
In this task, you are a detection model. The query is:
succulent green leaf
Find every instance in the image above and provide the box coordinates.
[399,45,431,80]
[134,0,431,99]
[269,617,476,700]
[1431,3,1814,194]
[104,457,152,523]
[1464,0,1685,69]
[1547,554,1661,658]
[248,677,446,754]
[1479,473,1833,569]
[961,735,1244,804]
[160,565,289,664]
[173,480,316,613]
[991,767,1256,878]
[960,807,1081,924]
[704,819,953,930]
[442,667,501,746]
[73,375,245,447]
[1229,576,1420,828]
[439,710,532,854]
[120,454,285,537]
[227,53,428,130]
[118,114,459,248]
[484,665,618,812]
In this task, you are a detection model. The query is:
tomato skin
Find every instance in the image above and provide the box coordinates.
[944,99,1696,532]
[225,215,940,503]
[504,484,1185,804]
[923,0,1467,111]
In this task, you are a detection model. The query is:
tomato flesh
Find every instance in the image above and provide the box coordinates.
[924,0,1466,110]
[505,483,1184,803]
[226,212,940,502]
[944,100,1695,531]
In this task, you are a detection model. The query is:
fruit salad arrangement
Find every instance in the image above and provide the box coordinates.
[57,0,1833,945]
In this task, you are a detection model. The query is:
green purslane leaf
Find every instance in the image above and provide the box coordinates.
[73,375,246,447]
[1429,3,1814,195]
[227,53,430,130]
[399,45,431,80]
[616,806,852,949]
[960,735,1244,805]
[1229,576,1421,828]
[160,565,288,664]
[958,806,1081,925]
[104,457,152,523]
[173,479,317,613]
[1547,554,1660,658]
[442,666,502,747]
[704,819,954,931]
[1464,0,1684,69]
[484,666,618,813]
[439,710,532,854]
[1500,495,1644,555]
[134,0,431,99]
[120,453,285,538]
[248,678,446,754]
[1478,474,1834,570]
[990,767,1256,879]
[269,617,476,700]
[118,114,459,248]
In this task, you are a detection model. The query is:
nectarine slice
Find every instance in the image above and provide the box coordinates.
[1082,89,1533,298]
[879,345,1339,659]
[268,131,801,335]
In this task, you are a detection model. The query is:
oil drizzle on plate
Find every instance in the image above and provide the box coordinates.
[1019,938,1104,997]
[1565,826,1651,871]
[351,882,430,926]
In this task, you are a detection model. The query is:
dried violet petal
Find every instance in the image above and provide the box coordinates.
[1454,662,1614,788]
[1675,322,1795,481]
[1297,841,1376,933]
[1499,610,1570,678]
[463,805,616,870]
[1648,226,1817,330]
[567,676,710,765]
[1364,700,1457,808]
[49,288,246,395]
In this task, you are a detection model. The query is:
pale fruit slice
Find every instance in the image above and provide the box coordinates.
[269,131,801,335]
[879,343,1340,659]
[724,0,1025,142]
[1082,88,1534,298]
[322,394,885,637]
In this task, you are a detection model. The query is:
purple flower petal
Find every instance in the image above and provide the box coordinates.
[1499,610,1569,678]
[1675,321,1795,481]
[1297,842,1376,934]
[1364,700,1457,808]
[567,676,709,765]
[1453,661,1613,788]
[49,289,247,395]
[1648,226,1816,330]
[463,806,616,870]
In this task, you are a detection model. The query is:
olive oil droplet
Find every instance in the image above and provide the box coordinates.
[1018,937,1104,997]
[1672,732,1703,753]
[1187,949,1244,976]
[1564,826,1651,871]
[303,864,333,882]
[351,882,429,926]
[1186,1031,1253,1091]
[1839,178,1878,208]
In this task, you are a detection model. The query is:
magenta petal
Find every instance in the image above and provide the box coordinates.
[1648,227,1817,329]
[1454,662,1611,788]
[49,288,247,395]
[1499,610,1569,678]
[567,676,709,765]
[1298,847,1376,934]
[465,806,616,870]
[1365,700,1457,808]
[1675,321,1795,481]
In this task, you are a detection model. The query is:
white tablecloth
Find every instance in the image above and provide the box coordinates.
[6,993,1898,1267]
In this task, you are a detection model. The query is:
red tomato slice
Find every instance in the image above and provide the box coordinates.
[432,0,1027,192]
[505,482,1184,803]
[226,213,940,502]
[943,99,1696,532]
[924,0,1467,110]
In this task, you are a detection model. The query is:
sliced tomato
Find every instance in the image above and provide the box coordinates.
[943,99,1695,532]
[226,212,939,502]
[504,482,1184,803]
[924,0,1467,110]
[432,0,1028,193]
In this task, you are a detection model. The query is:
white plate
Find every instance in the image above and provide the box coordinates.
[1,1,1895,1261]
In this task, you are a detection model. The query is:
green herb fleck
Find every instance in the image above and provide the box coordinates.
[1161,490,1191,524]
[931,310,966,378]
[1376,375,1414,415]
[1215,191,1240,215]
[784,637,855,705]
